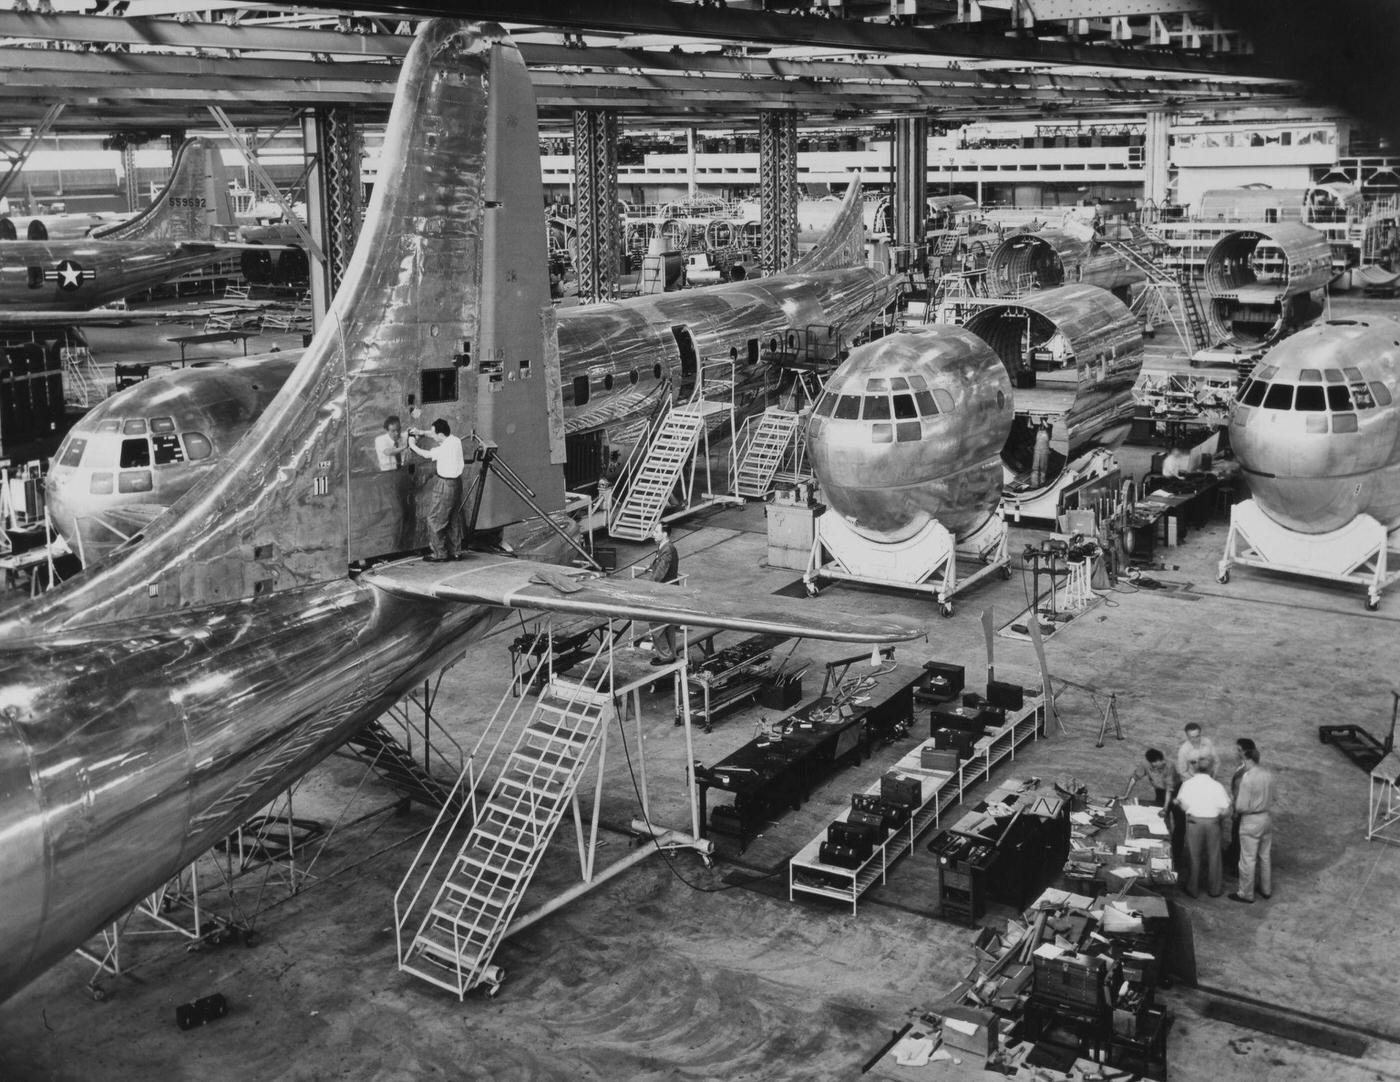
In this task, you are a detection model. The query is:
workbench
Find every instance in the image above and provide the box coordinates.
[787,696,1047,913]
[167,329,258,366]
[697,662,925,851]
[685,631,797,733]
[1130,470,1222,553]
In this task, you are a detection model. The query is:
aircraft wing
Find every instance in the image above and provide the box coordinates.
[364,555,925,644]
[0,305,261,328]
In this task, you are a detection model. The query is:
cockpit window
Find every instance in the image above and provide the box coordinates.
[1324,369,1344,383]
[150,416,176,434]
[1333,413,1359,433]
[120,438,151,469]
[122,418,147,435]
[152,433,186,466]
[1255,364,1278,380]
[834,395,861,420]
[865,377,889,393]
[863,395,892,421]
[889,377,909,391]
[813,394,835,417]
[931,389,955,413]
[914,390,937,416]
[1326,385,1352,411]
[97,419,121,434]
[183,432,213,461]
[1344,366,1364,381]
[1352,383,1376,409]
[1241,380,1267,407]
[1263,383,1293,410]
[1298,369,1321,383]
[893,394,918,420]
[58,437,87,468]
[1295,385,1325,411]
[118,470,154,493]
[1371,382,1392,407]
[907,375,928,391]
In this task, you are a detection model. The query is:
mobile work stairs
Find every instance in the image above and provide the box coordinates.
[735,407,804,499]
[395,646,614,999]
[1109,235,1211,355]
[607,358,739,541]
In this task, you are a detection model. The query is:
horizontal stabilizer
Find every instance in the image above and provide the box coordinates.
[364,555,925,645]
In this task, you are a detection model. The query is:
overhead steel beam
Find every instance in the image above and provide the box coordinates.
[0,102,62,201]
[284,0,1284,77]
[1012,0,1210,16]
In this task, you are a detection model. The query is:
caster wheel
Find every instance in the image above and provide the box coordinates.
[999,565,1012,580]
[939,602,954,618]
[804,583,819,597]
[1367,596,1380,611]
[1217,570,1229,584]
[185,943,203,954]
[89,985,107,1002]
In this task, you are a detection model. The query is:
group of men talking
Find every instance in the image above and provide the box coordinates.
[1122,721,1276,903]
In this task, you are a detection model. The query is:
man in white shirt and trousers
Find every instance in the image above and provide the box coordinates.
[408,418,467,562]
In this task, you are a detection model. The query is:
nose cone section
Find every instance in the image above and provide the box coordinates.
[1230,320,1400,533]
[807,327,1011,543]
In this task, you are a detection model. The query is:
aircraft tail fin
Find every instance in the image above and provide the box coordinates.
[92,137,235,243]
[787,178,868,274]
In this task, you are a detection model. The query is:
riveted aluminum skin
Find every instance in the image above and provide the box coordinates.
[1229,318,1400,533]
[962,283,1144,463]
[807,326,1012,543]
[1204,222,1333,346]
[986,229,1145,298]
[0,21,554,1002]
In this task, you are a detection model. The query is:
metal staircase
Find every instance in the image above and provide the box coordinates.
[396,653,613,1000]
[1176,272,1211,353]
[607,359,739,541]
[343,719,459,812]
[735,408,800,498]
[1108,236,1213,355]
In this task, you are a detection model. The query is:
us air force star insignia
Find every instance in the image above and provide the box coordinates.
[45,259,94,291]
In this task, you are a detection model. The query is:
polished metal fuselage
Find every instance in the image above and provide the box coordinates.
[986,230,1145,298]
[1203,222,1333,347]
[1229,318,1400,532]
[807,325,1012,542]
[0,21,560,1003]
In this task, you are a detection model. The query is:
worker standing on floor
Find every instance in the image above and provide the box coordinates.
[1031,422,1051,487]
[1174,759,1233,899]
[1228,738,1275,904]
[647,522,681,665]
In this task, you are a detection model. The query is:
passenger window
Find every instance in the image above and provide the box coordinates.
[183,432,213,461]
[1327,385,1352,411]
[1371,381,1392,406]
[152,433,186,465]
[1262,383,1293,410]
[118,470,154,493]
[893,394,918,420]
[120,438,151,468]
[629,368,638,386]
[863,395,892,421]
[871,423,893,443]
[932,389,955,413]
[1298,369,1321,382]
[603,373,614,391]
[572,374,590,407]
[58,437,87,468]
[1241,380,1267,407]
[149,416,176,434]
[834,395,861,420]
[1294,385,1325,411]
[123,418,147,435]
[653,363,662,380]
[914,390,937,415]
[896,421,921,442]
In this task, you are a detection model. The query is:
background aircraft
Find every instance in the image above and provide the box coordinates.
[0,137,238,323]
[0,19,918,1004]
[985,225,1146,302]
[1202,222,1332,348]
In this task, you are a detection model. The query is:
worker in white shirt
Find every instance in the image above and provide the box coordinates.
[374,415,409,472]
[1173,759,1233,899]
[408,419,466,562]
[1162,445,1190,480]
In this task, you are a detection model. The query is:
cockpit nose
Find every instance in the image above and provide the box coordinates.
[1229,345,1392,533]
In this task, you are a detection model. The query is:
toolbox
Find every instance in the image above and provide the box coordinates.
[852,792,911,830]
[921,745,961,772]
[880,771,923,809]
[828,819,882,850]
[1032,953,1108,1010]
[847,807,890,840]
[758,677,803,710]
[932,726,978,758]
[915,661,964,702]
[819,839,871,868]
[986,679,1025,710]
[931,703,995,736]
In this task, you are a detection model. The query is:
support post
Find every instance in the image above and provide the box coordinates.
[759,111,799,274]
[893,116,929,253]
[1144,109,1173,210]
[572,108,620,304]
[303,107,364,329]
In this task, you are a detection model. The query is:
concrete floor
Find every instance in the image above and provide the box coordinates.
[5,293,1400,1081]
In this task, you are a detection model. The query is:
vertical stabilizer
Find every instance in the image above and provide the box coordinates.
[91,137,235,243]
[29,21,559,629]
[787,178,868,274]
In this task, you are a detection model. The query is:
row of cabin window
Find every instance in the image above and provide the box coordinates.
[813,387,956,422]
[58,431,213,471]
[572,362,663,406]
[1237,376,1391,413]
